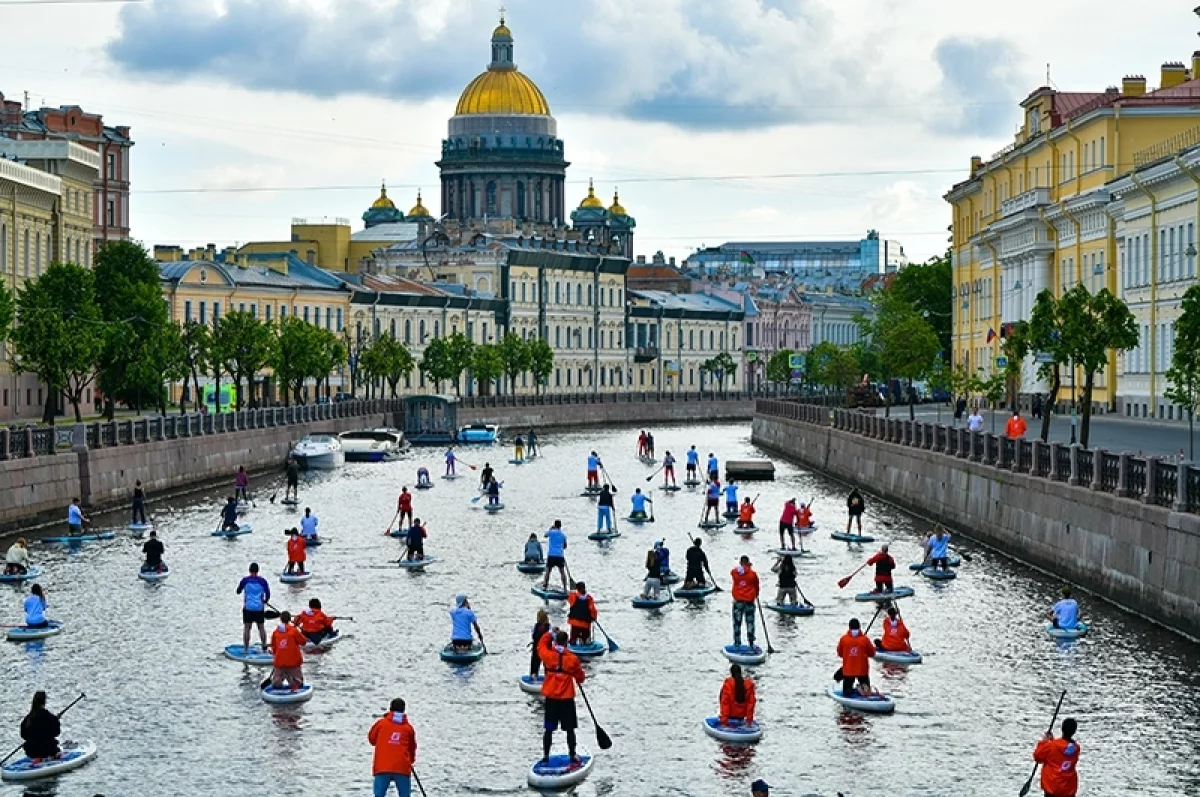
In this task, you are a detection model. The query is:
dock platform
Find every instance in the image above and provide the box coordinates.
[725,459,775,481]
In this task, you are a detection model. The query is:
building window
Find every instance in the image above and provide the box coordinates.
[433,321,440,338]
[213,302,221,323]
[486,181,497,216]
[184,300,192,322]
[106,152,115,179]
[555,282,561,304]
[266,305,273,321]
[337,308,343,331]
[303,306,310,323]
[106,199,115,226]
[576,284,582,305]
[251,303,257,318]
[280,305,287,318]
[404,319,412,343]
[199,302,207,325]
[419,320,426,341]
[0,224,5,272]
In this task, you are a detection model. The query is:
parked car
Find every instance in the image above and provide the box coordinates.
[333,392,357,403]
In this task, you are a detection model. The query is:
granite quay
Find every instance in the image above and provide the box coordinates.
[752,399,1200,639]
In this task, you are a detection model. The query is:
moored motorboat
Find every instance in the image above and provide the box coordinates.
[457,423,499,444]
[338,428,404,462]
[290,434,345,470]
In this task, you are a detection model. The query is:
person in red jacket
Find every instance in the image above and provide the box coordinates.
[368,697,418,797]
[397,487,414,528]
[566,583,597,645]
[1034,718,1080,797]
[730,556,760,649]
[294,597,337,645]
[269,611,308,689]
[285,529,307,575]
[866,544,896,593]
[717,663,757,728]
[777,499,797,550]
[836,617,876,699]
[538,628,586,766]
[875,605,911,652]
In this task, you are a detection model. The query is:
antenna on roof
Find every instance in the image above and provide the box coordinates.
[1045,63,1058,90]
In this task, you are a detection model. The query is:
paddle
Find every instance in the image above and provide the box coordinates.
[862,603,886,635]
[645,463,665,482]
[412,768,429,797]
[577,684,613,750]
[600,461,618,493]
[1020,690,1067,797]
[0,693,86,766]
[383,510,400,536]
[594,620,620,653]
[648,500,656,524]
[837,559,871,589]
[754,596,776,654]
[269,491,278,504]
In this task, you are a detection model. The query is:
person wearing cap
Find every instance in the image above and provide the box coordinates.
[237,562,271,653]
[750,779,770,796]
[730,556,760,649]
[450,594,483,653]
[866,544,896,593]
[836,617,877,698]
[368,697,418,797]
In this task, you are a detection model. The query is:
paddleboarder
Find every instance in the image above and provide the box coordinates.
[529,609,551,680]
[300,507,319,543]
[778,499,798,550]
[369,698,418,797]
[295,598,337,645]
[22,584,48,629]
[686,446,700,482]
[237,563,271,653]
[523,533,544,565]
[1033,718,1080,797]
[717,663,757,729]
[662,451,677,487]
[646,432,655,459]
[269,610,308,690]
[737,498,756,529]
[925,526,952,570]
[703,479,721,523]
[285,528,307,575]
[444,447,457,477]
[586,451,601,488]
[541,521,570,594]
[797,502,814,531]
[846,489,865,535]
[770,555,799,606]
[450,594,484,653]
[640,544,663,601]
[876,605,911,652]
[219,496,240,533]
[730,556,759,649]
[19,691,61,763]
[707,453,719,483]
[234,465,250,504]
[284,456,300,502]
[66,497,88,537]
[4,538,30,576]
[141,530,166,574]
[656,539,671,585]
[1048,588,1079,630]
[566,583,597,645]
[836,617,877,698]
[637,431,648,458]
[629,488,651,521]
[723,481,739,516]
[751,780,771,797]
[527,428,539,457]
[684,538,709,589]
[416,467,432,487]
[404,520,427,561]
[537,627,586,766]
[397,488,414,528]
[485,477,502,507]
[131,480,147,525]
[596,485,615,532]
[480,462,494,490]
[866,544,896,593]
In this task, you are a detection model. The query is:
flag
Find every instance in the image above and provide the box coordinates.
[986,328,996,343]
[739,251,755,265]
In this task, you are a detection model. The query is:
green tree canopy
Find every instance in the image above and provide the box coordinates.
[471,344,505,395]
[858,292,940,417]
[443,332,476,397]
[214,310,275,408]
[1058,285,1138,448]
[765,348,795,386]
[498,332,531,393]
[1166,284,1200,458]
[700,351,738,392]
[361,333,415,398]
[180,320,210,413]
[419,337,454,393]
[273,316,321,405]
[0,279,13,345]
[528,337,554,393]
[885,250,952,359]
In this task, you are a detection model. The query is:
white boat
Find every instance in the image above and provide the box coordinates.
[290,434,345,470]
[338,428,405,462]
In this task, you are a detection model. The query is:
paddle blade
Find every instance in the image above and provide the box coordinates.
[836,575,853,588]
[833,667,843,681]
[595,725,613,750]
[606,637,620,653]
[1018,775,1034,797]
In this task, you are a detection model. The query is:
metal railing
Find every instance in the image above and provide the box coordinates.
[455,387,784,410]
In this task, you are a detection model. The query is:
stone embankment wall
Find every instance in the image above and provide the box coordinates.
[751,404,1200,639]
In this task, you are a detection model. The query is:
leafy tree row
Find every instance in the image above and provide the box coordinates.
[414,332,553,397]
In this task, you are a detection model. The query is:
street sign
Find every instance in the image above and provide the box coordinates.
[1035,352,1054,364]
[789,353,805,370]
[745,351,758,362]
[995,356,1009,369]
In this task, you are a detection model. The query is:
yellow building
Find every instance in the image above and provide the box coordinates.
[945,55,1200,410]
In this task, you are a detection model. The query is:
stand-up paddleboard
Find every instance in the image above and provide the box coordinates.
[224,644,273,665]
[261,684,314,704]
[280,571,312,584]
[415,483,434,490]
[236,503,251,516]
[302,631,345,653]
[587,530,621,542]
[302,536,326,547]
[128,522,153,534]
[386,528,406,538]
[484,502,505,512]
[674,584,717,599]
[397,556,436,570]
[518,674,545,696]
[723,511,739,520]
[531,585,568,600]
[440,643,486,663]
[579,487,602,497]
[698,520,727,530]
[683,479,702,487]
[662,571,681,585]
[138,565,169,582]
[874,648,923,665]
[212,526,253,538]
[1046,621,1088,639]
[441,474,461,480]
[527,752,594,790]
[921,567,957,581]
[0,566,41,584]
[722,644,767,665]
[631,594,672,609]
[516,561,546,574]
[908,557,960,571]
[764,602,814,616]
[1,740,97,782]
[660,485,681,492]
[770,548,813,558]
[702,717,763,743]
[280,498,300,506]
[830,532,874,544]
[796,524,818,534]
[6,621,63,642]
[568,640,605,658]
[854,586,915,602]
[733,524,758,534]
[41,532,115,545]
[827,685,895,713]
[625,515,650,525]
[508,459,526,465]
[638,456,658,465]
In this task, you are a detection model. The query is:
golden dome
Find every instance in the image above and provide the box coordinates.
[609,189,627,216]
[371,182,396,209]
[408,190,431,218]
[493,18,512,39]
[580,179,604,209]
[455,68,550,116]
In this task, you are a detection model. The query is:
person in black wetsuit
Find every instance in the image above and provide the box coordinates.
[684,538,708,589]
[220,497,240,532]
[20,691,60,762]
[131,480,147,525]
[142,531,166,573]
[284,457,300,502]
[480,463,494,490]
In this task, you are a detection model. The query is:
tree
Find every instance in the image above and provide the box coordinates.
[498,332,531,394]
[419,337,453,394]
[361,333,415,398]
[443,332,476,397]
[700,351,738,393]
[11,263,104,423]
[471,344,505,396]
[0,279,13,346]
[1024,290,1069,442]
[858,293,940,419]
[886,250,953,360]
[214,310,274,408]
[139,321,189,416]
[273,317,320,406]
[765,349,795,387]
[1166,285,1200,459]
[528,337,554,394]
[1058,285,1138,448]
[206,316,233,413]
[310,327,346,402]
[180,320,210,413]
[341,327,368,398]
[976,368,1006,434]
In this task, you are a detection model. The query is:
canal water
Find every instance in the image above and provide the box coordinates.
[2,423,1197,796]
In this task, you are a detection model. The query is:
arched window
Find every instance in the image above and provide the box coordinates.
[419,320,426,342]
[405,319,412,343]
[587,284,593,306]
[576,284,583,305]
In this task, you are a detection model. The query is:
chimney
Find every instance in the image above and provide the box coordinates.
[1161,61,1187,89]
[1122,75,1147,96]
[636,255,645,264]
[970,155,983,176]
[1193,51,1200,81]
[669,256,676,266]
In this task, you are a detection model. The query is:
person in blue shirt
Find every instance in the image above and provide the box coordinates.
[706,454,719,484]
[416,467,431,487]
[629,488,652,520]
[704,480,722,523]
[22,584,48,629]
[541,521,569,594]
[300,508,319,542]
[527,428,539,457]
[586,452,601,488]
[924,525,951,569]
[1048,587,1080,629]
[723,481,739,515]
[66,498,88,537]
[523,533,544,564]
[656,540,671,584]
[220,496,240,532]
[686,446,700,483]
[450,594,484,652]
[444,448,457,477]
[237,562,271,653]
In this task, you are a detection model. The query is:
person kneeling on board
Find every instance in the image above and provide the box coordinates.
[450,594,483,653]
[416,467,432,487]
[5,538,30,576]
[142,530,166,573]
[295,598,337,645]
[718,663,757,728]
[836,617,877,698]
[875,605,911,652]
[269,611,308,690]
[629,488,651,520]
[20,691,61,763]
[1048,587,1079,629]
[566,583,597,645]
[737,498,756,529]
[523,533,544,565]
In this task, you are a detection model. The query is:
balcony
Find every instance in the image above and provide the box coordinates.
[1000,188,1051,218]
[634,345,659,363]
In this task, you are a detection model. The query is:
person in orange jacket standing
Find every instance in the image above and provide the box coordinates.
[285,528,307,575]
[368,697,418,797]
[836,617,876,698]
[566,582,597,645]
[269,610,309,690]
[1006,409,1028,439]
[717,663,757,728]
[730,556,760,650]
[875,605,911,652]
[538,628,586,766]
[1034,718,1080,797]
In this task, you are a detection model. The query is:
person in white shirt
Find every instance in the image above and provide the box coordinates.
[300,508,319,541]
[4,538,30,575]
[967,408,984,432]
[66,498,88,537]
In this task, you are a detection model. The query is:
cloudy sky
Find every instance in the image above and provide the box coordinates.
[2,0,1194,263]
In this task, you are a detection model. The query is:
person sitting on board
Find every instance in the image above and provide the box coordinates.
[141,530,166,573]
[514,436,525,462]
[237,562,271,653]
[1048,587,1079,629]
[797,501,814,530]
[707,453,720,484]
[234,465,250,504]
[368,697,418,797]
[778,499,797,551]
[67,497,88,537]
[646,432,655,459]
[131,479,147,526]
[586,452,601,488]
[731,556,760,649]
[529,609,551,680]
[523,533,544,565]
[23,584,48,629]
[866,544,896,593]
[703,479,722,523]
[662,451,677,487]
[836,617,877,698]
[629,488,651,520]
[925,526,952,570]
[285,528,307,575]
[485,478,502,506]
[640,545,662,601]
[284,457,300,502]
[723,481,739,516]
[295,598,336,645]
[717,663,757,729]
[480,462,494,490]
[444,447,457,477]
[637,430,648,458]
[875,605,912,652]
[846,489,865,535]
[404,520,427,562]
[527,428,539,457]
[450,594,484,653]
[686,446,700,481]
[538,627,586,766]
[20,691,60,763]
[397,488,414,528]
[656,539,671,586]
[596,485,616,532]
[683,538,708,589]
[566,582,597,645]
[541,521,570,594]
[300,507,319,543]
[416,467,431,487]
[771,555,799,606]
[1033,717,1080,797]
[5,537,30,576]
[268,611,308,690]
[220,496,240,532]
[737,498,756,529]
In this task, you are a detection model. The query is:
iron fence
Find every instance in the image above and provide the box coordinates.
[1100,453,1120,492]
[1154,461,1177,506]
[1055,446,1072,481]
[1127,458,1147,496]
[1077,449,1094,486]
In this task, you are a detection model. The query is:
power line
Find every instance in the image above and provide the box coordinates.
[0,0,144,5]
